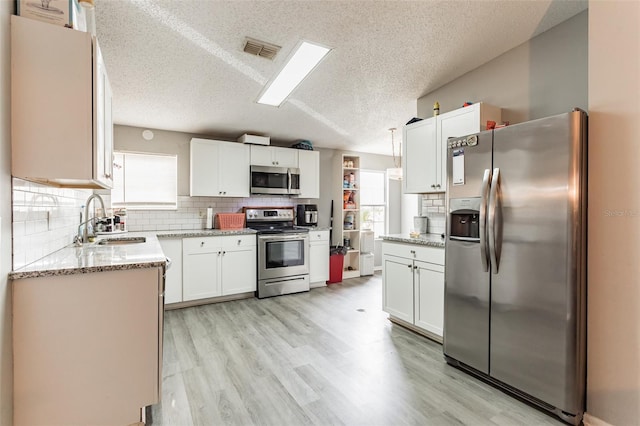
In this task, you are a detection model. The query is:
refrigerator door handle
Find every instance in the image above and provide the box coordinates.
[480,169,491,272]
[488,167,501,274]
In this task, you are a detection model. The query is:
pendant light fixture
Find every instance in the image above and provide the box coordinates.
[388,127,402,180]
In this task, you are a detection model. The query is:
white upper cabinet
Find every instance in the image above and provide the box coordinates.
[11,16,114,189]
[250,145,299,168]
[403,103,501,194]
[296,150,320,199]
[190,139,250,197]
[403,117,437,193]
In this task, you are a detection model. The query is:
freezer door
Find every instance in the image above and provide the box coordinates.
[444,131,492,373]
[446,131,493,200]
[444,235,490,373]
[489,111,586,415]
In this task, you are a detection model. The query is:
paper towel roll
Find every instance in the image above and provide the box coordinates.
[206,208,213,229]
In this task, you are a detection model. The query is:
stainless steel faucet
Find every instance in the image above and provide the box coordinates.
[79,193,106,244]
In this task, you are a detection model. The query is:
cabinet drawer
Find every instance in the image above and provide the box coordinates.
[183,235,256,253]
[183,237,219,254]
[382,242,444,265]
[218,234,256,248]
[309,230,329,242]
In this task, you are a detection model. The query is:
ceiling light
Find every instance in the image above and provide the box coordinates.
[257,41,331,107]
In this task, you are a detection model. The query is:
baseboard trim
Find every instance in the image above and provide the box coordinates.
[165,292,255,310]
[389,316,443,344]
[583,413,614,426]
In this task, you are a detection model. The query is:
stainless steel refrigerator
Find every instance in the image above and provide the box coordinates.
[443,110,587,425]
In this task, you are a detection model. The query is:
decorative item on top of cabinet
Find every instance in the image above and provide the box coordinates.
[333,154,361,279]
[11,15,114,189]
[190,138,250,197]
[403,102,501,194]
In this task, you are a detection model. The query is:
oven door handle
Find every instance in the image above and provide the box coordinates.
[259,234,309,242]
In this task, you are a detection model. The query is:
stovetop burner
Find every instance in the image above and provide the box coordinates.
[244,207,309,234]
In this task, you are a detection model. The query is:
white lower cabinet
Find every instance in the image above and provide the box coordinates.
[309,230,330,287]
[382,255,415,323]
[159,238,183,304]
[182,235,256,302]
[414,260,445,336]
[382,241,445,338]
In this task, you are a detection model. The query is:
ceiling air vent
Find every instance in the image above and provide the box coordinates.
[243,37,281,60]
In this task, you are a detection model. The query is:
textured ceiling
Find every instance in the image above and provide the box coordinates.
[96,0,587,155]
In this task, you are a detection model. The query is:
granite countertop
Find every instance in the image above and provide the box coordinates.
[9,232,167,280]
[9,228,258,280]
[381,233,446,248]
[295,226,332,232]
[156,228,257,238]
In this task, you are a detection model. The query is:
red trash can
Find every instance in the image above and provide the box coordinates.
[327,253,344,284]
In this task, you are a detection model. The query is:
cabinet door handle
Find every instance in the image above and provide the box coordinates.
[200,242,205,247]
[105,173,112,179]
[431,184,436,189]
[237,240,241,245]
[436,184,441,189]
[407,264,412,268]
[222,251,226,256]
[414,265,418,270]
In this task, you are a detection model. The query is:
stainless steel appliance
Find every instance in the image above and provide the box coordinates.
[250,166,301,195]
[296,204,318,226]
[444,110,587,425]
[245,208,310,298]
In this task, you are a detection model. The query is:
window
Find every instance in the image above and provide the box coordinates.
[360,170,386,238]
[112,152,178,209]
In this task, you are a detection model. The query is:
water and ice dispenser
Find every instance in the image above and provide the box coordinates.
[449,198,481,242]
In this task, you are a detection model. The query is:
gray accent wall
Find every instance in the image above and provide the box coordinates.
[417,10,587,124]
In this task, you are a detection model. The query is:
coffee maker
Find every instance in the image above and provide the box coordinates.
[296,204,318,226]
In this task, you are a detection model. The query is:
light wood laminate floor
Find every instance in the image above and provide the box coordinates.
[152,273,562,426]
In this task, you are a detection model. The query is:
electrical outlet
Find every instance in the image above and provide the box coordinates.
[199,209,205,218]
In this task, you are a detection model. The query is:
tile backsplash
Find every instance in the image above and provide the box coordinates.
[12,178,91,270]
[99,194,295,232]
[12,178,297,269]
[420,193,446,235]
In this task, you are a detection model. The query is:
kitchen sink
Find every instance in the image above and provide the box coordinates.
[97,237,147,245]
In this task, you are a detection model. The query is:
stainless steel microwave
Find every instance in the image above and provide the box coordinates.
[250,166,301,195]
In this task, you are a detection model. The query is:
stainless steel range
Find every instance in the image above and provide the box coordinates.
[245,208,310,298]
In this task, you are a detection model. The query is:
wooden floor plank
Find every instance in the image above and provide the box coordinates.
[152,273,563,425]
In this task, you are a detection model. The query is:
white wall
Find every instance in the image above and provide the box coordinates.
[586,1,640,424]
[0,0,13,423]
[417,10,588,124]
